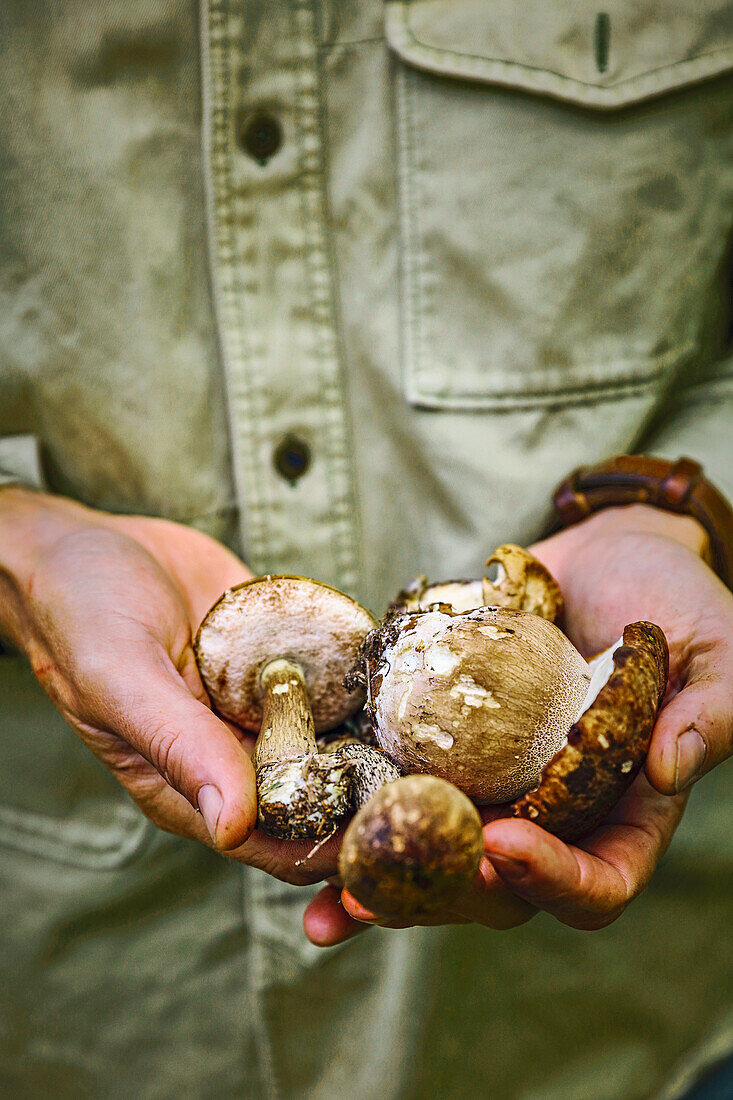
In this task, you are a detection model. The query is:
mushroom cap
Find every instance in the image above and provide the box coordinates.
[390,547,562,622]
[339,775,484,919]
[194,575,375,732]
[367,607,591,802]
[393,576,485,614]
[511,621,668,841]
[482,544,563,622]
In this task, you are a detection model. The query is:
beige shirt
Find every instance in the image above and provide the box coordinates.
[1,3,732,1097]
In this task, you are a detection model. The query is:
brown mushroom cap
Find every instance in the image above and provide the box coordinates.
[339,775,484,919]
[194,575,375,732]
[390,546,562,622]
[482,544,563,622]
[511,621,668,841]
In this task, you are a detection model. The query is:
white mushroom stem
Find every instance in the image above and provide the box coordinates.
[254,658,317,771]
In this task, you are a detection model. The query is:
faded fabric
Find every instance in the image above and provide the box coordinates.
[0,2,732,1097]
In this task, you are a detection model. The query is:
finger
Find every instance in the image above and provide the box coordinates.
[338,859,534,930]
[483,779,686,929]
[84,721,342,885]
[229,830,342,886]
[339,889,471,928]
[86,642,257,850]
[646,672,732,795]
[303,885,369,946]
[449,858,536,928]
[71,725,217,846]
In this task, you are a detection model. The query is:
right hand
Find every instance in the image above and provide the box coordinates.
[0,488,340,884]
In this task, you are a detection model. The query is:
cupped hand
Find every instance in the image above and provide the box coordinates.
[305,503,732,944]
[0,488,339,885]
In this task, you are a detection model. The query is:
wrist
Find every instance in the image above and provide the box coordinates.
[0,488,90,570]
[551,454,733,586]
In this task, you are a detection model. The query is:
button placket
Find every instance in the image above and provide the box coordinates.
[202,0,361,591]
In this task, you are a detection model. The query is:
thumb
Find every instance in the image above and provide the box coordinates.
[95,642,257,849]
[646,669,732,795]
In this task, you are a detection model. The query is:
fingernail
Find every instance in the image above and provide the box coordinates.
[198,784,223,843]
[674,729,706,792]
[487,853,528,880]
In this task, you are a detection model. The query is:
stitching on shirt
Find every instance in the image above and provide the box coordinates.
[405,373,673,413]
[408,341,698,401]
[223,0,275,565]
[310,10,368,590]
[397,65,431,414]
[242,868,281,1100]
[291,7,346,581]
[204,0,273,569]
[291,0,360,591]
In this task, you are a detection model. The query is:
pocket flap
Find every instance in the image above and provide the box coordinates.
[386,1,733,109]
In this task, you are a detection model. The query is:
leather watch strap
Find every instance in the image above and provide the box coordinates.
[552,455,733,589]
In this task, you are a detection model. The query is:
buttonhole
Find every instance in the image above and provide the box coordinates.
[594,12,611,74]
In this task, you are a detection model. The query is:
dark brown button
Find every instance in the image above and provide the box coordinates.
[238,111,282,164]
[273,434,311,484]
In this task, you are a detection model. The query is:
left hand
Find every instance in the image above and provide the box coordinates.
[304,503,733,945]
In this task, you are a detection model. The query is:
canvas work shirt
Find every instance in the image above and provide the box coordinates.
[1,2,732,1098]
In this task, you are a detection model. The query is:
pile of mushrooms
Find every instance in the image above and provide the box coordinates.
[194,551,668,920]
[339,546,668,917]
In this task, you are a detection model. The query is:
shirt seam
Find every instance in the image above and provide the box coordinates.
[396,65,429,416]
[309,2,367,591]
[201,0,270,568]
[244,868,282,1100]
[291,0,360,592]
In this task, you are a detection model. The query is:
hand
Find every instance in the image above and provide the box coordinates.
[0,488,340,885]
[304,503,732,944]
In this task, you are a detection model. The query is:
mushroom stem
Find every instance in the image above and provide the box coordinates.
[254,658,316,771]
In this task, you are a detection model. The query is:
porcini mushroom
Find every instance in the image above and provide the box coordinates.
[339,775,484,919]
[393,544,562,622]
[194,575,397,839]
[482,544,563,621]
[361,606,592,803]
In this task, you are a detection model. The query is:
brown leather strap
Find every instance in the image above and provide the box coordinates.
[552,456,733,589]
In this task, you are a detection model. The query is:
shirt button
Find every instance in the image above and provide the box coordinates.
[273,434,311,484]
[238,111,282,164]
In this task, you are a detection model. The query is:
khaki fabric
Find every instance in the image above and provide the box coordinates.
[1,2,732,1097]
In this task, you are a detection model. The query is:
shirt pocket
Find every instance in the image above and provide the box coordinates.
[0,652,150,869]
[387,0,733,409]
